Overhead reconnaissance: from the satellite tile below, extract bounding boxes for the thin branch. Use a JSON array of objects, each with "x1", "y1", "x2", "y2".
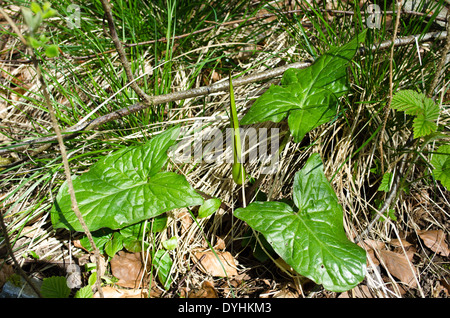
[
  {"x1": 379, "y1": 0, "x2": 403, "y2": 175},
  {"x1": 0, "y1": 7, "x2": 104, "y2": 298},
  {"x1": 357, "y1": 15, "x2": 450, "y2": 244},
  {"x1": 99, "y1": 0, "x2": 152, "y2": 106},
  {"x1": 1, "y1": 8, "x2": 446, "y2": 64},
  {"x1": 427, "y1": 15, "x2": 450, "y2": 98},
  {"x1": 0, "y1": 30, "x2": 447, "y2": 159}
]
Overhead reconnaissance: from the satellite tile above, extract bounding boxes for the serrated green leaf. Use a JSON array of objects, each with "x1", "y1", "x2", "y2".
[
  {"x1": 235, "y1": 153, "x2": 366, "y2": 292},
  {"x1": 74, "y1": 285, "x2": 93, "y2": 298},
  {"x1": 413, "y1": 113, "x2": 438, "y2": 138},
  {"x1": 153, "y1": 250, "x2": 173, "y2": 290},
  {"x1": 241, "y1": 30, "x2": 366, "y2": 143},
  {"x1": 391, "y1": 90, "x2": 425, "y2": 115},
  {"x1": 431, "y1": 144, "x2": 450, "y2": 190},
  {"x1": 378, "y1": 172, "x2": 393, "y2": 192},
  {"x1": 51, "y1": 126, "x2": 204, "y2": 232},
  {"x1": 41, "y1": 276, "x2": 71, "y2": 298},
  {"x1": 391, "y1": 90, "x2": 440, "y2": 138}
]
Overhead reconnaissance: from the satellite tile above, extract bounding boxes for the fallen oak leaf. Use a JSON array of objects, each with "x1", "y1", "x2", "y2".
[
  {"x1": 358, "y1": 239, "x2": 385, "y2": 267},
  {"x1": 94, "y1": 286, "x2": 148, "y2": 298},
  {"x1": 110, "y1": 251, "x2": 149, "y2": 288},
  {"x1": 418, "y1": 230, "x2": 449, "y2": 257},
  {"x1": 194, "y1": 250, "x2": 238, "y2": 277},
  {"x1": 187, "y1": 281, "x2": 218, "y2": 298},
  {"x1": 378, "y1": 249, "x2": 419, "y2": 288}
]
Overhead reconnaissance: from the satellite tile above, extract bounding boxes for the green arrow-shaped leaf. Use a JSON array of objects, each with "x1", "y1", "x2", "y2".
[
  {"x1": 51, "y1": 126, "x2": 204, "y2": 232},
  {"x1": 241, "y1": 30, "x2": 366, "y2": 143},
  {"x1": 235, "y1": 153, "x2": 366, "y2": 292}
]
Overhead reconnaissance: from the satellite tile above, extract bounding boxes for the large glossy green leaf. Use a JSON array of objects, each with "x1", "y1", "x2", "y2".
[
  {"x1": 51, "y1": 126, "x2": 204, "y2": 232},
  {"x1": 234, "y1": 153, "x2": 366, "y2": 292},
  {"x1": 240, "y1": 30, "x2": 366, "y2": 143}
]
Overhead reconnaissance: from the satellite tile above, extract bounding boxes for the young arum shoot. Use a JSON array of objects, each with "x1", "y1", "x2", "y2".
[{"x1": 229, "y1": 72, "x2": 246, "y2": 185}]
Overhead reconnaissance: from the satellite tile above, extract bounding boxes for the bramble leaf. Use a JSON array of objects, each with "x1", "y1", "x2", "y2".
[
  {"x1": 41, "y1": 276, "x2": 71, "y2": 298},
  {"x1": 378, "y1": 172, "x2": 393, "y2": 192},
  {"x1": 241, "y1": 30, "x2": 366, "y2": 143},
  {"x1": 51, "y1": 126, "x2": 204, "y2": 232},
  {"x1": 431, "y1": 144, "x2": 450, "y2": 190},
  {"x1": 391, "y1": 90, "x2": 440, "y2": 138},
  {"x1": 234, "y1": 153, "x2": 366, "y2": 292}
]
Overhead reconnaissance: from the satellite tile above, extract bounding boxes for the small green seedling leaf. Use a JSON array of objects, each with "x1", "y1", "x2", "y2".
[
  {"x1": 51, "y1": 126, "x2": 204, "y2": 232},
  {"x1": 79, "y1": 228, "x2": 113, "y2": 253},
  {"x1": 378, "y1": 172, "x2": 393, "y2": 192},
  {"x1": 162, "y1": 236, "x2": 178, "y2": 250},
  {"x1": 153, "y1": 250, "x2": 173, "y2": 290},
  {"x1": 241, "y1": 30, "x2": 367, "y2": 143},
  {"x1": 41, "y1": 276, "x2": 71, "y2": 298},
  {"x1": 431, "y1": 144, "x2": 450, "y2": 190},
  {"x1": 45, "y1": 44, "x2": 59, "y2": 58},
  {"x1": 119, "y1": 221, "x2": 150, "y2": 253},
  {"x1": 198, "y1": 198, "x2": 222, "y2": 218},
  {"x1": 104, "y1": 233, "x2": 124, "y2": 258},
  {"x1": 235, "y1": 153, "x2": 366, "y2": 292}
]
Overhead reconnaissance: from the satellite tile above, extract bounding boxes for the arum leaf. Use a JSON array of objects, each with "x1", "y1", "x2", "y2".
[
  {"x1": 153, "y1": 250, "x2": 173, "y2": 290},
  {"x1": 198, "y1": 198, "x2": 222, "y2": 218},
  {"x1": 241, "y1": 30, "x2": 366, "y2": 143},
  {"x1": 235, "y1": 153, "x2": 366, "y2": 292},
  {"x1": 51, "y1": 126, "x2": 204, "y2": 232}
]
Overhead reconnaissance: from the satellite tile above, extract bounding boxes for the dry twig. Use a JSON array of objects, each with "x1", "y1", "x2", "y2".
[{"x1": 0, "y1": 6, "x2": 104, "y2": 298}]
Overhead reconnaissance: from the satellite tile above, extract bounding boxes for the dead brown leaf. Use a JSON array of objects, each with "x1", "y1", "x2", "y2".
[
  {"x1": 187, "y1": 281, "x2": 218, "y2": 298},
  {"x1": 94, "y1": 286, "x2": 148, "y2": 298},
  {"x1": 338, "y1": 285, "x2": 373, "y2": 298},
  {"x1": 213, "y1": 237, "x2": 226, "y2": 250},
  {"x1": 110, "y1": 251, "x2": 148, "y2": 288},
  {"x1": 358, "y1": 239, "x2": 385, "y2": 267},
  {"x1": 0, "y1": 261, "x2": 14, "y2": 289},
  {"x1": 194, "y1": 250, "x2": 238, "y2": 277},
  {"x1": 390, "y1": 238, "x2": 413, "y2": 248},
  {"x1": 272, "y1": 283, "x2": 299, "y2": 298},
  {"x1": 418, "y1": 230, "x2": 450, "y2": 257},
  {"x1": 178, "y1": 209, "x2": 193, "y2": 233},
  {"x1": 378, "y1": 249, "x2": 418, "y2": 288}
]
